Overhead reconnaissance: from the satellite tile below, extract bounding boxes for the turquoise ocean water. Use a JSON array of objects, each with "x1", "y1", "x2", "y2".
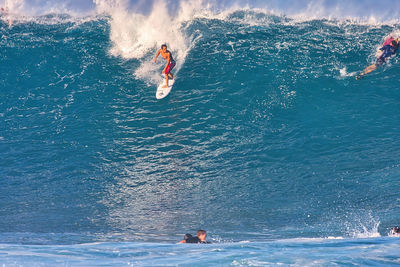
[{"x1": 1, "y1": 0, "x2": 400, "y2": 265}]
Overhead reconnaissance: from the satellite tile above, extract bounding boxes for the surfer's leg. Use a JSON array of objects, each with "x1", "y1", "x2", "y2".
[
  {"x1": 163, "y1": 74, "x2": 169, "y2": 88},
  {"x1": 356, "y1": 64, "x2": 377, "y2": 79},
  {"x1": 167, "y1": 62, "x2": 175, "y2": 80},
  {"x1": 363, "y1": 64, "x2": 377, "y2": 75}
]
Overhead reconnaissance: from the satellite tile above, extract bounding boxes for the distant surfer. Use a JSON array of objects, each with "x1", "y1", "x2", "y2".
[
  {"x1": 356, "y1": 37, "x2": 399, "y2": 80},
  {"x1": 389, "y1": 226, "x2": 400, "y2": 237},
  {"x1": 154, "y1": 44, "x2": 176, "y2": 88},
  {"x1": 179, "y1": 230, "x2": 209, "y2": 244}
]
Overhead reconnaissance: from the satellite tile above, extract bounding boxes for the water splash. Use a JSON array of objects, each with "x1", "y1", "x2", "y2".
[{"x1": 345, "y1": 212, "x2": 381, "y2": 238}]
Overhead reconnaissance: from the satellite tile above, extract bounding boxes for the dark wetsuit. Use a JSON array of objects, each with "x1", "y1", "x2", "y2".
[
  {"x1": 164, "y1": 50, "x2": 176, "y2": 75},
  {"x1": 376, "y1": 44, "x2": 398, "y2": 65},
  {"x1": 185, "y1": 237, "x2": 209, "y2": 244}
]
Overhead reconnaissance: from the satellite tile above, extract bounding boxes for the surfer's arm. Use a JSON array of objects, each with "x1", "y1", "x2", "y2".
[{"x1": 154, "y1": 50, "x2": 160, "y2": 63}]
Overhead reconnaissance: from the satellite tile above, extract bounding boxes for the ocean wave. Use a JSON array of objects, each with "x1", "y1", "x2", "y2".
[{"x1": 2, "y1": 0, "x2": 400, "y2": 246}]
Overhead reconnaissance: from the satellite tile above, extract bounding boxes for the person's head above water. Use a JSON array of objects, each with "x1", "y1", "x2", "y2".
[
  {"x1": 197, "y1": 230, "x2": 207, "y2": 241},
  {"x1": 184, "y1": 233, "x2": 193, "y2": 240},
  {"x1": 161, "y1": 44, "x2": 167, "y2": 52},
  {"x1": 389, "y1": 226, "x2": 400, "y2": 236},
  {"x1": 179, "y1": 230, "x2": 209, "y2": 243}
]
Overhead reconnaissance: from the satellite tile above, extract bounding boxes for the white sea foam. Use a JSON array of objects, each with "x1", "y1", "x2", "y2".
[
  {"x1": 339, "y1": 67, "x2": 357, "y2": 78},
  {"x1": 0, "y1": 0, "x2": 400, "y2": 24}
]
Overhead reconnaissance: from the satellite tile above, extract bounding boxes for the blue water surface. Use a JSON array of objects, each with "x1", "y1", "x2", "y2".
[{"x1": 1, "y1": 8, "x2": 400, "y2": 266}]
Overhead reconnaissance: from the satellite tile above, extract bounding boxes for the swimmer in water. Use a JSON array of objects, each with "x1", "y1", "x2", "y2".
[
  {"x1": 356, "y1": 37, "x2": 399, "y2": 80},
  {"x1": 179, "y1": 230, "x2": 210, "y2": 244},
  {"x1": 389, "y1": 226, "x2": 400, "y2": 237},
  {"x1": 154, "y1": 44, "x2": 176, "y2": 88},
  {"x1": 178, "y1": 233, "x2": 193, "y2": 243}
]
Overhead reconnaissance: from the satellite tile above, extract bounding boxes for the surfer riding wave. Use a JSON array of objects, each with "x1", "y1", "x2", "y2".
[
  {"x1": 154, "y1": 44, "x2": 176, "y2": 88},
  {"x1": 356, "y1": 37, "x2": 399, "y2": 80}
]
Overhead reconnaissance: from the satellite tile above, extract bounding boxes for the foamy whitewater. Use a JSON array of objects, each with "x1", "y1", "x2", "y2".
[{"x1": 1, "y1": 0, "x2": 400, "y2": 265}]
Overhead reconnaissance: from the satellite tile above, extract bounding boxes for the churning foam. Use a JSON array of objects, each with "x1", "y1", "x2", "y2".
[{"x1": 4, "y1": 0, "x2": 400, "y2": 23}]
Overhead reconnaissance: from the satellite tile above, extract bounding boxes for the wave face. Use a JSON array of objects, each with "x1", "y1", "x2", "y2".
[{"x1": 1, "y1": 1, "x2": 400, "y2": 265}]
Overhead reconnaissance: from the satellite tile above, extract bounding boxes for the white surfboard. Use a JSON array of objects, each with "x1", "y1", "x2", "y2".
[{"x1": 156, "y1": 78, "x2": 174, "y2": 99}]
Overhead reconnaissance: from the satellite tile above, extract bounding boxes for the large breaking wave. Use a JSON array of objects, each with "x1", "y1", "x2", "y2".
[{"x1": 1, "y1": 0, "x2": 400, "y2": 245}]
